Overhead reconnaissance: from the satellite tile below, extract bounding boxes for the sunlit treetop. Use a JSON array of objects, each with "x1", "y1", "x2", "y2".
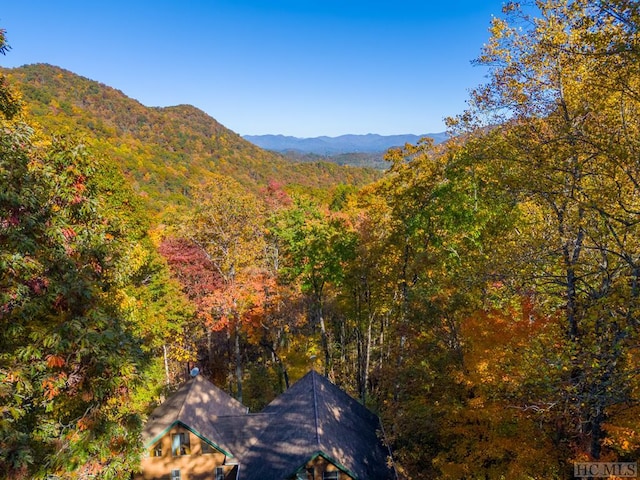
[{"x1": 0, "y1": 28, "x2": 10, "y2": 55}]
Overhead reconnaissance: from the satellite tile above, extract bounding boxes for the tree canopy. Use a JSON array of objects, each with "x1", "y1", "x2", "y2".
[
  {"x1": 2, "y1": 2, "x2": 640, "y2": 477},
  {"x1": 0, "y1": 50, "x2": 189, "y2": 479}
]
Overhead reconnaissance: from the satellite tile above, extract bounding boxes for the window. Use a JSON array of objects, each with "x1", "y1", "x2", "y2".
[
  {"x1": 171, "y1": 470, "x2": 181, "y2": 480},
  {"x1": 215, "y1": 466, "x2": 225, "y2": 480},
  {"x1": 152, "y1": 442, "x2": 162, "y2": 457},
  {"x1": 171, "y1": 432, "x2": 191, "y2": 456},
  {"x1": 296, "y1": 469, "x2": 314, "y2": 480},
  {"x1": 201, "y1": 439, "x2": 215, "y2": 454},
  {"x1": 323, "y1": 471, "x2": 339, "y2": 480}
]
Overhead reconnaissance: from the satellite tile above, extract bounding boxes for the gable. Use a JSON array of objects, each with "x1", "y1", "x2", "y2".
[
  {"x1": 293, "y1": 451, "x2": 357, "y2": 480},
  {"x1": 140, "y1": 371, "x2": 396, "y2": 480},
  {"x1": 142, "y1": 374, "x2": 248, "y2": 457},
  {"x1": 146, "y1": 420, "x2": 234, "y2": 458},
  {"x1": 139, "y1": 423, "x2": 233, "y2": 480},
  {"x1": 238, "y1": 371, "x2": 396, "y2": 480}
]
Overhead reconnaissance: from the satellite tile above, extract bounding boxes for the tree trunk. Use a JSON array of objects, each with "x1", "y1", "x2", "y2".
[
  {"x1": 590, "y1": 410, "x2": 604, "y2": 460},
  {"x1": 163, "y1": 344, "x2": 170, "y2": 385},
  {"x1": 234, "y1": 321, "x2": 243, "y2": 403},
  {"x1": 318, "y1": 310, "x2": 332, "y2": 380},
  {"x1": 357, "y1": 329, "x2": 364, "y2": 402},
  {"x1": 394, "y1": 240, "x2": 411, "y2": 403},
  {"x1": 207, "y1": 329, "x2": 213, "y2": 375},
  {"x1": 312, "y1": 285, "x2": 332, "y2": 380},
  {"x1": 358, "y1": 316, "x2": 374, "y2": 405},
  {"x1": 262, "y1": 340, "x2": 290, "y2": 390},
  {"x1": 363, "y1": 315, "x2": 373, "y2": 403}
]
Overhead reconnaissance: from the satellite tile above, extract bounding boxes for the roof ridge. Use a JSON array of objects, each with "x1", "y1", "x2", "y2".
[
  {"x1": 311, "y1": 370, "x2": 321, "y2": 448},
  {"x1": 214, "y1": 412, "x2": 275, "y2": 419},
  {"x1": 177, "y1": 376, "x2": 195, "y2": 419}
]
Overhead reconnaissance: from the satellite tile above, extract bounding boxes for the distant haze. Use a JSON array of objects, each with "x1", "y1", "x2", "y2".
[{"x1": 243, "y1": 133, "x2": 448, "y2": 155}]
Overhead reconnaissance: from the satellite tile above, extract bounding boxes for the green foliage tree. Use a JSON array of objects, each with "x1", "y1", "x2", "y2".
[
  {"x1": 0, "y1": 129, "x2": 139, "y2": 477},
  {"x1": 334, "y1": 196, "x2": 396, "y2": 404},
  {"x1": 0, "y1": 52, "x2": 187, "y2": 478},
  {"x1": 356, "y1": 136, "x2": 523, "y2": 478},
  {"x1": 0, "y1": 31, "x2": 20, "y2": 121},
  {"x1": 449, "y1": 0, "x2": 640, "y2": 465},
  {"x1": 270, "y1": 198, "x2": 357, "y2": 379}
]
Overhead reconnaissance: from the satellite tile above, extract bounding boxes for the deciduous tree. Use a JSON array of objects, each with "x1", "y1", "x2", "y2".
[
  {"x1": 180, "y1": 175, "x2": 267, "y2": 402},
  {"x1": 452, "y1": 0, "x2": 640, "y2": 463},
  {"x1": 0, "y1": 99, "x2": 143, "y2": 478}
]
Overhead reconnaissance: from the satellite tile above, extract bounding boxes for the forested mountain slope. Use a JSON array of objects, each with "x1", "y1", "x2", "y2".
[
  {"x1": 3, "y1": 1, "x2": 640, "y2": 478},
  {"x1": 1, "y1": 64, "x2": 380, "y2": 214}
]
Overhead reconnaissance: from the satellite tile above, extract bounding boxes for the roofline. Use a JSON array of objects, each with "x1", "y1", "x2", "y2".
[
  {"x1": 378, "y1": 416, "x2": 400, "y2": 480},
  {"x1": 143, "y1": 420, "x2": 235, "y2": 458},
  {"x1": 291, "y1": 450, "x2": 359, "y2": 480},
  {"x1": 311, "y1": 369, "x2": 321, "y2": 448}
]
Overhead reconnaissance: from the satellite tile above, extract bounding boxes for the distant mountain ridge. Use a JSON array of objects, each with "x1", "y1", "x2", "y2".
[{"x1": 243, "y1": 132, "x2": 448, "y2": 155}]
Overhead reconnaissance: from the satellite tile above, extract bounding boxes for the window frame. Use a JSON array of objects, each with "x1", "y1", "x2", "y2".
[
  {"x1": 296, "y1": 468, "x2": 314, "y2": 480},
  {"x1": 215, "y1": 466, "x2": 225, "y2": 480},
  {"x1": 152, "y1": 442, "x2": 162, "y2": 457},
  {"x1": 171, "y1": 432, "x2": 191, "y2": 456},
  {"x1": 201, "y1": 438, "x2": 216, "y2": 454}
]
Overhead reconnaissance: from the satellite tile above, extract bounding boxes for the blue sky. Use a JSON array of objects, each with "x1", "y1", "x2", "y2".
[{"x1": 0, "y1": 1, "x2": 506, "y2": 137}]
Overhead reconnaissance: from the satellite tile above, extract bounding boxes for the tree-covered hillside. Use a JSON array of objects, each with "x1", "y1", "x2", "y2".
[
  {"x1": 1, "y1": 64, "x2": 380, "y2": 216},
  {"x1": 3, "y1": 1, "x2": 640, "y2": 479},
  {"x1": 0, "y1": 34, "x2": 197, "y2": 477}
]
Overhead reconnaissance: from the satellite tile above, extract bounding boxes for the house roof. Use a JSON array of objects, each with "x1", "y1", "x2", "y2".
[
  {"x1": 142, "y1": 374, "x2": 248, "y2": 456},
  {"x1": 142, "y1": 371, "x2": 396, "y2": 480},
  {"x1": 238, "y1": 370, "x2": 396, "y2": 480}
]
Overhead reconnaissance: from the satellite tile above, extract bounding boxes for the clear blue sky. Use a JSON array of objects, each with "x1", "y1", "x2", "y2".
[{"x1": 0, "y1": 1, "x2": 506, "y2": 137}]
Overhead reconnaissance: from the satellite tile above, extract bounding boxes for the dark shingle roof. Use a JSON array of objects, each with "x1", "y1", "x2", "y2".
[
  {"x1": 142, "y1": 374, "x2": 248, "y2": 456},
  {"x1": 238, "y1": 370, "x2": 396, "y2": 480},
  {"x1": 142, "y1": 371, "x2": 396, "y2": 479},
  {"x1": 208, "y1": 413, "x2": 275, "y2": 463}
]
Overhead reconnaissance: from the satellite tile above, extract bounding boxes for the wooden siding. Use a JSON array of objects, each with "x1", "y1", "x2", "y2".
[
  {"x1": 293, "y1": 456, "x2": 353, "y2": 480},
  {"x1": 137, "y1": 425, "x2": 231, "y2": 480}
]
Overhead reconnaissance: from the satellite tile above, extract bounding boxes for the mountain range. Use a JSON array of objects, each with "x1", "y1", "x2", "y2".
[
  {"x1": 243, "y1": 132, "x2": 448, "y2": 155},
  {"x1": 1, "y1": 64, "x2": 382, "y2": 215}
]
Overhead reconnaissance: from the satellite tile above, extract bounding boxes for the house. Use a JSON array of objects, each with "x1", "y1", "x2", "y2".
[
  {"x1": 138, "y1": 370, "x2": 397, "y2": 480},
  {"x1": 138, "y1": 372, "x2": 248, "y2": 480}
]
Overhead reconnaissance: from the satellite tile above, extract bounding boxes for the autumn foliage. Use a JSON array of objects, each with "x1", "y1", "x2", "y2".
[{"x1": 3, "y1": 2, "x2": 640, "y2": 478}]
